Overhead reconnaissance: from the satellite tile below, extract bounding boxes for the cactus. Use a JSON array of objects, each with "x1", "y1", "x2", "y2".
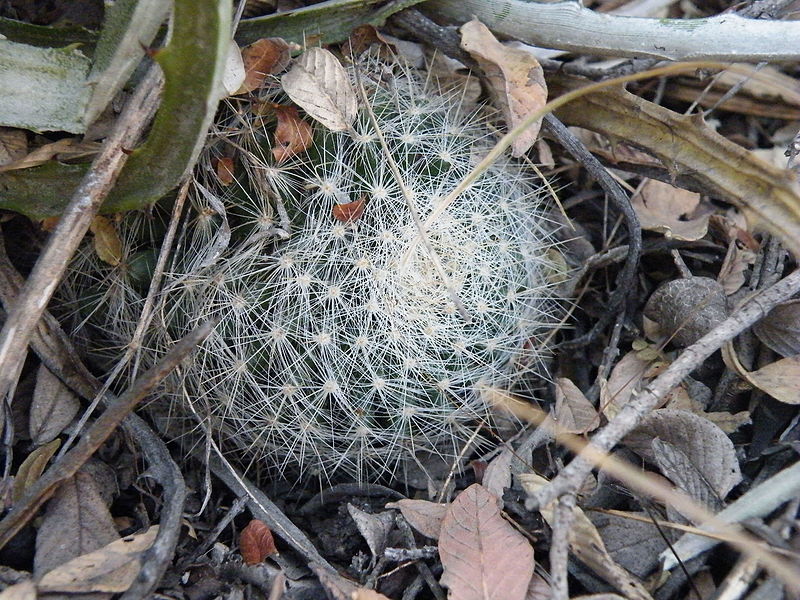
[{"x1": 60, "y1": 51, "x2": 562, "y2": 482}]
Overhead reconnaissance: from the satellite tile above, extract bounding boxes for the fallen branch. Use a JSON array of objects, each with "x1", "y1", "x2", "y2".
[{"x1": 424, "y1": 0, "x2": 800, "y2": 61}]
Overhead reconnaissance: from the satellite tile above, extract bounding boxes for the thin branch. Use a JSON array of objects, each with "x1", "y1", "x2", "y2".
[{"x1": 425, "y1": 0, "x2": 800, "y2": 62}]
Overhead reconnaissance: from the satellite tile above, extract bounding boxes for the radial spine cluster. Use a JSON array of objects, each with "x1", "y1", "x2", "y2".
[{"x1": 61, "y1": 53, "x2": 562, "y2": 482}]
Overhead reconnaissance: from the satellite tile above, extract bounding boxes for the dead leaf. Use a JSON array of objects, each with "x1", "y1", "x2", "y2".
[
  {"x1": 12, "y1": 438, "x2": 60, "y2": 503},
  {"x1": 386, "y1": 499, "x2": 447, "y2": 539},
  {"x1": 482, "y1": 448, "x2": 513, "y2": 500},
  {"x1": 460, "y1": 19, "x2": 547, "y2": 157},
  {"x1": 0, "y1": 138, "x2": 78, "y2": 173},
  {"x1": 281, "y1": 47, "x2": 357, "y2": 132},
  {"x1": 89, "y1": 216, "x2": 123, "y2": 266},
  {"x1": 272, "y1": 105, "x2": 313, "y2": 163},
  {"x1": 665, "y1": 385, "x2": 750, "y2": 433},
  {"x1": 631, "y1": 179, "x2": 709, "y2": 241},
  {"x1": 439, "y1": 483, "x2": 534, "y2": 600},
  {"x1": 239, "y1": 519, "x2": 277, "y2": 565},
  {"x1": 347, "y1": 504, "x2": 395, "y2": 562},
  {"x1": 352, "y1": 590, "x2": 392, "y2": 600},
  {"x1": 37, "y1": 526, "x2": 158, "y2": 593},
  {"x1": 651, "y1": 438, "x2": 723, "y2": 514},
  {"x1": 342, "y1": 24, "x2": 397, "y2": 58},
  {"x1": 601, "y1": 351, "x2": 651, "y2": 419},
  {"x1": 623, "y1": 409, "x2": 742, "y2": 501},
  {"x1": 309, "y1": 562, "x2": 359, "y2": 600},
  {"x1": 0, "y1": 579, "x2": 36, "y2": 600},
  {"x1": 589, "y1": 511, "x2": 669, "y2": 579},
  {"x1": 29, "y1": 364, "x2": 80, "y2": 446},
  {"x1": 753, "y1": 299, "x2": 800, "y2": 357},
  {"x1": 237, "y1": 38, "x2": 293, "y2": 94},
  {"x1": 520, "y1": 474, "x2": 653, "y2": 600},
  {"x1": 741, "y1": 354, "x2": 800, "y2": 405},
  {"x1": 35, "y1": 470, "x2": 119, "y2": 577},
  {"x1": 332, "y1": 196, "x2": 366, "y2": 223},
  {"x1": 213, "y1": 157, "x2": 235, "y2": 186},
  {"x1": 0, "y1": 127, "x2": 27, "y2": 166},
  {"x1": 717, "y1": 240, "x2": 756, "y2": 295},
  {"x1": 554, "y1": 377, "x2": 599, "y2": 433},
  {"x1": 525, "y1": 572, "x2": 551, "y2": 600}
]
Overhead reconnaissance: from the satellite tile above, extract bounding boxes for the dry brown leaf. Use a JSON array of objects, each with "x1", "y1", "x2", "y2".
[
  {"x1": 0, "y1": 127, "x2": 27, "y2": 166},
  {"x1": 520, "y1": 474, "x2": 653, "y2": 600},
  {"x1": 342, "y1": 24, "x2": 397, "y2": 58},
  {"x1": 554, "y1": 377, "x2": 599, "y2": 433},
  {"x1": 717, "y1": 240, "x2": 756, "y2": 295},
  {"x1": 601, "y1": 351, "x2": 651, "y2": 419},
  {"x1": 753, "y1": 299, "x2": 800, "y2": 357},
  {"x1": 664, "y1": 386, "x2": 750, "y2": 434},
  {"x1": 460, "y1": 19, "x2": 547, "y2": 157},
  {"x1": 236, "y1": 38, "x2": 292, "y2": 94},
  {"x1": 0, "y1": 138, "x2": 78, "y2": 173},
  {"x1": 347, "y1": 504, "x2": 395, "y2": 561},
  {"x1": 439, "y1": 483, "x2": 534, "y2": 600},
  {"x1": 386, "y1": 499, "x2": 447, "y2": 539},
  {"x1": 482, "y1": 448, "x2": 512, "y2": 500},
  {"x1": 272, "y1": 105, "x2": 313, "y2": 163},
  {"x1": 239, "y1": 519, "x2": 277, "y2": 565},
  {"x1": 589, "y1": 511, "x2": 669, "y2": 579},
  {"x1": 35, "y1": 470, "x2": 120, "y2": 577},
  {"x1": 12, "y1": 438, "x2": 60, "y2": 503},
  {"x1": 651, "y1": 438, "x2": 722, "y2": 514},
  {"x1": 333, "y1": 196, "x2": 367, "y2": 223},
  {"x1": 29, "y1": 363, "x2": 80, "y2": 446},
  {"x1": 37, "y1": 526, "x2": 158, "y2": 593},
  {"x1": 281, "y1": 47, "x2": 357, "y2": 132},
  {"x1": 525, "y1": 572, "x2": 551, "y2": 600},
  {"x1": 623, "y1": 409, "x2": 742, "y2": 500},
  {"x1": 0, "y1": 579, "x2": 36, "y2": 600},
  {"x1": 743, "y1": 354, "x2": 800, "y2": 405},
  {"x1": 89, "y1": 216, "x2": 123, "y2": 266},
  {"x1": 213, "y1": 156, "x2": 235, "y2": 186},
  {"x1": 631, "y1": 179, "x2": 709, "y2": 241}
]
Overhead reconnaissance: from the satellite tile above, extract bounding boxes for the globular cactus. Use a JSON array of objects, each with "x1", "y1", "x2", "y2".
[{"x1": 60, "y1": 51, "x2": 562, "y2": 482}]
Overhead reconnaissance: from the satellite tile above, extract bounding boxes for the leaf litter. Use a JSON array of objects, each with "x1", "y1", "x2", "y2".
[{"x1": 4, "y1": 2, "x2": 800, "y2": 599}]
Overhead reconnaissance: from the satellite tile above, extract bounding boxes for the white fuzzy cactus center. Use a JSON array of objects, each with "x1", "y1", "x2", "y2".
[{"x1": 62, "y1": 56, "x2": 561, "y2": 482}]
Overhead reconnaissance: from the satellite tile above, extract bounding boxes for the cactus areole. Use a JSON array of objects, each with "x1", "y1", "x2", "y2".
[{"x1": 62, "y1": 51, "x2": 562, "y2": 483}]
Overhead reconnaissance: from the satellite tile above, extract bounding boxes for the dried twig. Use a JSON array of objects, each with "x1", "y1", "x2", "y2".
[
  {"x1": 0, "y1": 320, "x2": 212, "y2": 551},
  {"x1": 527, "y1": 269, "x2": 800, "y2": 512},
  {"x1": 549, "y1": 494, "x2": 576, "y2": 600}
]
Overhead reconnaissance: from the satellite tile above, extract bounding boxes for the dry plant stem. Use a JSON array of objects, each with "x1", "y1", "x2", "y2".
[
  {"x1": 0, "y1": 239, "x2": 187, "y2": 600},
  {"x1": 180, "y1": 495, "x2": 249, "y2": 568},
  {"x1": 0, "y1": 66, "x2": 163, "y2": 404},
  {"x1": 543, "y1": 114, "x2": 641, "y2": 349},
  {"x1": 528, "y1": 268, "x2": 800, "y2": 511},
  {"x1": 207, "y1": 452, "x2": 336, "y2": 571},
  {"x1": 549, "y1": 494, "x2": 575, "y2": 600},
  {"x1": 425, "y1": 0, "x2": 800, "y2": 61},
  {"x1": 396, "y1": 515, "x2": 447, "y2": 600},
  {"x1": 0, "y1": 320, "x2": 212, "y2": 552}
]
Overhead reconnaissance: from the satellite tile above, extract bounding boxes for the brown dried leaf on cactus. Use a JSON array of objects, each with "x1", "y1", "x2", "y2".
[
  {"x1": 272, "y1": 105, "x2": 313, "y2": 163},
  {"x1": 438, "y1": 484, "x2": 534, "y2": 600},
  {"x1": 239, "y1": 519, "x2": 277, "y2": 565},
  {"x1": 631, "y1": 179, "x2": 710, "y2": 241},
  {"x1": 281, "y1": 47, "x2": 357, "y2": 132},
  {"x1": 237, "y1": 38, "x2": 293, "y2": 94},
  {"x1": 460, "y1": 19, "x2": 547, "y2": 157},
  {"x1": 89, "y1": 216, "x2": 123, "y2": 266},
  {"x1": 332, "y1": 195, "x2": 366, "y2": 223},
  {"x1": 213, "y1": 156, "x2": 235, "y2": 186}
]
